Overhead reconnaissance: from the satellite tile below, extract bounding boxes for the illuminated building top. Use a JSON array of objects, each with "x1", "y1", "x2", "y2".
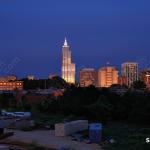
[{"x1": 62, "y1": 38, "x2": 75, "y2": 84}]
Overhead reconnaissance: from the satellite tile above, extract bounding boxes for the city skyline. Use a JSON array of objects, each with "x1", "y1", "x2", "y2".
[
  {"x1": 0, "y1": 37, "x2": 149, "y2": 80},
  {"x1": 0, "y1": 36, "x2": 149, "y2": 81},
  {"x1": 0, "y1": 1, "x2": 150, "y2": 78},
  {"x1": 0, "y1": 1, "x2": 150, "y2": 149}
]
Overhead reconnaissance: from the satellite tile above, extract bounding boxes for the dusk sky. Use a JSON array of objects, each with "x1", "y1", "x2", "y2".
[{"x1": 0, "y1": 0, "x2": 150, "y2": 79}]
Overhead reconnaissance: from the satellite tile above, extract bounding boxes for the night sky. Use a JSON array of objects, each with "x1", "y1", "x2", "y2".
[{"x1": 0, "y1": 0, "x2": 150, "y2": 79}]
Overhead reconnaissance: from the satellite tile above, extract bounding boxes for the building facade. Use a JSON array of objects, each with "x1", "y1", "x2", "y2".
[
  {"x1": 122, "y1": 62, "x2": 138, "y2": 87},
  {"x1": 62, "y1": 38, "x2": 75, "y2": 84},
  {"x1": 0, "y1": 81, "x2": 23, "y2": 91},
  {"x1": 0, "y1": 76, "x2": 23, "y2": 91},
  {"x1": 140, "y1": 69, "x2": 150, "y2": 89},
  {"x1": 118, "y1": 76, "x2": 128, "y2": 86},
  {"x1": 98, "y1": 67, "x2": 118, "y2": 87},
  {"x1": 79, "y1": 68, "x2": 98, "y2": 87},
  {"x1": 0, "y1": 76, "x2": 17, "y2": 81}
]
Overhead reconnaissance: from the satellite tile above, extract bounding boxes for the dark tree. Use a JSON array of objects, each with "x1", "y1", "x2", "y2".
[{"x1": 132, "y1": 80, "x2": 146, "y2": 90}]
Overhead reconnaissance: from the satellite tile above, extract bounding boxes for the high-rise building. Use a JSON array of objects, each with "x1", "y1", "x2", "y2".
[
  {"x1": 121, "y1": 62, "x2": 138, "y2": 87},
  {"x1": 140, "y1": 69, "x2": 150, "y2": 89},
  {"x1": 79, "y1": 68, "x2": 98, "y2": 87},
  {"x1": 62, "y1": 38, "x2": 75, "y2": 84},
  {"x1": 98, "y1": 67, "x2": 118, "y2": 87}
]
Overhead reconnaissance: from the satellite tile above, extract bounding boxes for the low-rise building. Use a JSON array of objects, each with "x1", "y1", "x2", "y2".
[
  {"x1": 49, "y1": 74, "x2": 57, "y2": 79},
  {"x1": 0, "y1": 75, "x2": 17, "y2": 81},
  {"x1": 27, "y1": 75, "x2": 35, "y2": 80},
  {"x1": 140, "y1": 69, "x2": 150, "y2": 89},
  {"x1": 0, "y1": 81, "x2": 23, "y2": 91}
]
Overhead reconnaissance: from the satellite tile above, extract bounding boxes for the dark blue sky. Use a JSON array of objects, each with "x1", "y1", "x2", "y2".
[{"x1": 0, "y1": 0, "x2": 150, "y2": 79}]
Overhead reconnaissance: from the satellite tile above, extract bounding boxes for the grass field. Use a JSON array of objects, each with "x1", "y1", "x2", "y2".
[
  {"x1": 102, "y1": 122, "x2": 150, "y2": 150},
  {"x1": 33, "y1": 114, "x2": 65, "y2": 129}
]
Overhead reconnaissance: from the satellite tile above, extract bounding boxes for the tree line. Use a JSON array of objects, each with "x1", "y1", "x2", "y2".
[{"x1": 0, "y1": 79, "x2": 150, "y2": 125}]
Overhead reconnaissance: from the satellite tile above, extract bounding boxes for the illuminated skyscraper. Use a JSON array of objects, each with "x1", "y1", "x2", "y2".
[
  {"x1": 122, "y1": 62, "x2": 138, "y2": 87},
  {"x1": 98, "y1": 67, "x2": 118, "y2": 87},
  {"x1": 62, "y1": 38, "x2": 75, "y2": 83}
]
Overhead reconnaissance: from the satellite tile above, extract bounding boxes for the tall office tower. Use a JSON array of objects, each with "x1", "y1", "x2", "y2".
[
  {"x1": 98, "y1": 67, "x2": 118, "y2": 87},
  {"x1": 140, "y1": 69, "x2": 150, "y2": 89},
  {"x1": 122, "y1": 62, "x2": 138, "y2": 87},
  {"x1": 79, "y1": 68, "x2": 98, "y2": 87},
  {"x1": 62, "y1": 38, "x2": 75, "y2": 84}
]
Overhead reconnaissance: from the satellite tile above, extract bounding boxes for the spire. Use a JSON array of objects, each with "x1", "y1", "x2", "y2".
[{"x1": 63, "y1": 37, "x2": 68, "y2": 47}]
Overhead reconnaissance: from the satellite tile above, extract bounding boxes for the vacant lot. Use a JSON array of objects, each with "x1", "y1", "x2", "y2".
[
  {"x1": 5, "y1": 129, "x2": 101, "y2": 150},
  {"x1": 102, "y1": 122, "x2": 150, "y2": 150}
]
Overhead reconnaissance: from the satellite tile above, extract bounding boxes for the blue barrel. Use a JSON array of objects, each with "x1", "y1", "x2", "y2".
[{"x1": 89, "y1": 123, "x2": 102, "y2": 143}]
